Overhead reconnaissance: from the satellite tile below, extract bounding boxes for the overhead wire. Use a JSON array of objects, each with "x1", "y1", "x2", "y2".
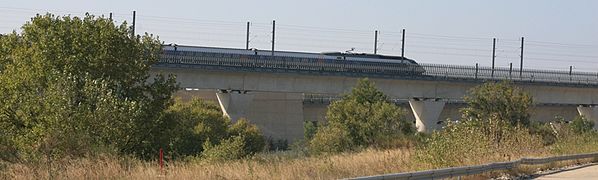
[{"x1": 1, "y1": 8, "x2": 598, "y2": 70}]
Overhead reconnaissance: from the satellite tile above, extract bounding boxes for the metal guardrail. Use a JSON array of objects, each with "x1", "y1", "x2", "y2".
[
  {"x1": 156, "y1": 50, "x2": 598, "y2": 88},
  {"x1": 347, "y1": 152, "x2": 598, "y2": 180}
]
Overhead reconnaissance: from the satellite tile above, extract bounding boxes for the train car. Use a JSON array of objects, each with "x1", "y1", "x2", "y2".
[
  {"x1": 320, "y1": 52, "x2": 426, "y2": 75},
  {"x1": 160, "y1": 44, "x2": 425, "y2": 75}
]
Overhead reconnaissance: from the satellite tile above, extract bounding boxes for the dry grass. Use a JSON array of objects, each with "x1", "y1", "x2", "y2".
[
  {"x1": 2, "y1": 147, "x2": 597, "y2": 180},
  {"x1": 2, "y1": 155, "x2": 153, "y2": 180},
  {"x1": 3, "y1": 133, "x2": 598, "y2": 180},
  {"x1": 177, "y1": 148, "x2": 417, "y2": 179},
  {"x1": 1, "y1": 148, "x2": 417, "y2": 180}
]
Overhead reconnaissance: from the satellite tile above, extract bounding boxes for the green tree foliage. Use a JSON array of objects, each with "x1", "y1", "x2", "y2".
[
  {"x1": 159, "y1": 98, "x2": 265, "y2": 160},
  {"x1": 0, "y1": 13, "x2": 177, "y2": 161},
  {"x1": 201, "y1": 136, "x2": 246, "y2": 161},
  {"x1": 461, "y1": 81, "x2": 533, "y2": 127},
  {"x1": 309, "y1": 125, "x2": 353, "y2": 154},
  {"x1": 201, "y1": 128, "x2": 265, "y2": 161},
  {"x1": 228, "y1": 118, "x2": 266, "y2": 155},
  {"x1": 309, "y1": 78, "x2": 415, "y2": 154},
  {"x1": 158, "y1": 98, "x2": 230, "y2": 157},
  {"x1": 303, "y1": 121, "x2": 318, "y2": 141}
]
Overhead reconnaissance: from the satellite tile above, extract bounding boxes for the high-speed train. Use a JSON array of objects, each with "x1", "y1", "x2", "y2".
[{"x1": 161, "y1": 45, "x2": 426, "y2": 75}]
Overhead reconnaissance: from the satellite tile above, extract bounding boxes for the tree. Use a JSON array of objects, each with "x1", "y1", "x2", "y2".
[
  {"x1": 309, "y1": 78, "x2": 415, "y2": 154},
  {"x1": 0, "y1": 13, "x2": 177, "y2": 161},
  {"x1": 157, "y1": 98, "x2": 265, "y2": 160},
  {"x1": 157, "y1": 98, "x2": 231, "y2": 157},
  {"x1": 461, "y1": 81, "x2": 533, "y2": 127},
  {"x1": 228, "y1": 118, "x2": 266, "y2": 156}
]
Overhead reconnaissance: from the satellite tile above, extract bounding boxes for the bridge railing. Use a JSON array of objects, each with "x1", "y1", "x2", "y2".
[
  {"x1": 423, "y1": 63, "x2": 598, "y2": 84},
  {"x1": 156, "y1": 50, "x2": 598, "y2": 87},
  {"x1": 302, "y1": 94, "x2": 466, "y2": 105}
]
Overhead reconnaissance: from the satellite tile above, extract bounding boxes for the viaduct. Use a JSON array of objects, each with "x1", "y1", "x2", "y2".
[{"x1": 150, "y1": 45, "x2": 598, "y2": 142}]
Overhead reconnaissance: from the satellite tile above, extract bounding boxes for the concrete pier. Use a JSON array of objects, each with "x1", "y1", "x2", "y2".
[
  {"x1": 216, "y1": 90, "x2": 254, "y2": 122},
  {"x1": 577, "y1": 105, "x2": 598, "y2": 129},
  {"x1": 409, "y1": 98, "x2": 446, "y2": 133}
]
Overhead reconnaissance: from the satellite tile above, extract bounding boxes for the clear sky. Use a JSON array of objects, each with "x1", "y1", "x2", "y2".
[{"x1": 1, "y1": 0, "x2": 597, "y2": 71}]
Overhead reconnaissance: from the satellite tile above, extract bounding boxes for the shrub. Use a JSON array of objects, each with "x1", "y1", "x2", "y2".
[
  {"x1": 303, "y1": 121, "x2": 318, "y2": 141},
  {"x1": 157, "y1": 98, "x2": 230, "y2": 158},
  {"x1": 461, "y1": 81, "x2": 533, "y2": 127},
  {"x1": 309, "y1": 78, "x2": 415, "y2": 154},
  {"x1": 528, "y1": 122, "x2": 558, "y2": 146},
  {"x1": 201, "y1": 136, "x2": 246, "y2": 161},
  {"x1": 228, "y1": 119, "x2": 266, "y2": 156},
  {"x1": 309, "y1": 125, "x2": 353, "y2": 155},
  {"x1": 569, "y1": 116, "x2": 595, "y2": 134},
  {"x1": 198, "y1": 118, "x2": 266, "y2": 161},
  {"x1": 551, "y1": 131, "x2": 598, "y2": 155},
  {"x1": 417, "y1": 119, "x2": 543, "y2": 168},
  {"x1": 548, "y1": 116, "x2": 598, "y2": 155},
  {"x1": 418, "y1": 81, "x2": 543, "y2": 168},
  {"x1": 158, "y1": 99, "x2": 266, "y2": 160},
  {"x1": 267, "y1": 138, "x2": 290, "y2": 151}
]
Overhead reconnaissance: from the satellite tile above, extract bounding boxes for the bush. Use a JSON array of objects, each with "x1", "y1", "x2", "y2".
[
  {"x1": 551, "y1": 131, "x2": 598, "y2": 155},
  {"x1": 158, "y1": 98, "x2": 265, "y2": 160},
  {"x1": 528, "y1": 122, "x2": 558, "y2": 146},
  {"x1": 309, "y1": 125, "x2": 353, "y2": 155},
  {"x1": 309, "y1": 78, "x2": 415, "y2": 154},
  {"x1": 303, "y1": 121, "x2": 318, "y2": 141},
  {"x1": 267, "y1": 138, "x2": 290, "y2": 151},
  {"x1": 228, "y1": 119, "x2": 266, "y2": 156},
  {"x1": 547, "y1": 116, "x2": 598, "y2": 155},
  {"x1": 417, "y1": 119, "x2": 543, "y2": 168},
  {"x1": 201, "y1": 136, "x2": 246, "y2": 161},
  {"x1": 461, "y1": 81, "x2": 533, "y2": 127},
  {"x1": 157, "y1": 98, "x2": 231, "y2": 158},
  {"x1": 569, "y1": 116, "x2": 595, "y2": 134},
  {"x1": 418, "y1": 81, "x2": 544, "y2": 168},
  {"x1": 201, "y1": 119, "x2": 266, "y2": 161}
]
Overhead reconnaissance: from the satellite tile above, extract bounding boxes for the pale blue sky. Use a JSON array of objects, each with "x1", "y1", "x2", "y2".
[{"x1": 1, "y1": 0, "x2": 597, "y2": 71}]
